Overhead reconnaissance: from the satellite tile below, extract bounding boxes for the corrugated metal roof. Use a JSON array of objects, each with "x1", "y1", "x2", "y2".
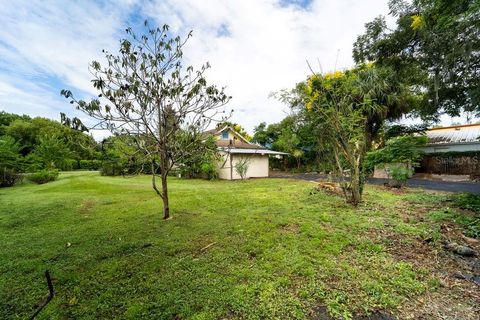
[
  {"x1": 219, "y1": 148, "x2": 288, "y2": 155},
  {"x1": 426, "y1": 124, "x2": 480, "y2": 145}
]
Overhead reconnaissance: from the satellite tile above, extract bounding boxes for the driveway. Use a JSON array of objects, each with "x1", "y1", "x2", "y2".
[{"x1": 270, "y1": 172, "x2": 480, "y2": 194}]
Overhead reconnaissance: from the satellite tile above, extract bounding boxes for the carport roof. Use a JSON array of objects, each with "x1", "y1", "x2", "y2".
[
  {"x1": 426, "y1": 124, "x2": 480, "y2": 145},
  {"x1": 219, "y1": 148, "x2": 288, "y2": 155}
]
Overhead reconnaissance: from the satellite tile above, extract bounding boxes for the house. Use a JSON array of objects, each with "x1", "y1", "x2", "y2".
[
  {"x1": 418, "y1": 123, "x2": 480, "y2": 177},
  {"x1": 205, "y1": 126, "x2": 287, "y2": 180}
]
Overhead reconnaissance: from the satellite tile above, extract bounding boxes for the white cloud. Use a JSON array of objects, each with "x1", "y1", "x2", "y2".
[
  {"x1": 9, "y1": 0, "x2": 464, "y2": 138},
  {"x1": 141, "y1": 0, "x2": 392, "y2": 131}
]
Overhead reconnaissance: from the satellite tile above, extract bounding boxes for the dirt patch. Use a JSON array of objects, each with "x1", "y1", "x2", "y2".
[
  {"x1": 278, "y1": 223, "x2": 300, "y2": 234},
  {"x1": 364, "y1": 214, "x2": 480, "y2": 319},
  {"x1": 78, "y1": 200, "x2": 96, "y2": 215}
]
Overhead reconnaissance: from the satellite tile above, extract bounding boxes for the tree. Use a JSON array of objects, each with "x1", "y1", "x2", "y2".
[
  {"x1": 61, "y1": 22, "x2": 231, "y2": 219},
  {"x1": 176, "y1": 135, "x2": 219, "y2": 179},
  {"x1": 282, "y1": 65, "x2": 412, "y2": 205},
  {"x1": 0, "y1": 135, "x2": 23, "y2": 187},
  {"x1": 0, "y1": 111, "x2": 30, "y2": 136},
  {"x1": 354, "y1": 0, "x2": 480, "y2": 119},
  {"x1": 30, "y1": 135, "x2": 73, "y2": 170},
  {"x1": 234, "y1": 157, "x2": 250, "y2": 180}
]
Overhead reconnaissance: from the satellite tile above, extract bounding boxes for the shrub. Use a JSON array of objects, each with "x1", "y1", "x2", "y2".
[
  {"x1": 59, "y1": 158, "x2": 77, "y2": 171},
  {"x1": 100, "y1": 160, "x2": 125, "y2": 176},
  {"x1": 0, "y1": 168, "x2": 23, "y2": 187},
  {"x1": 200, "y1": 161, "x2": 218, "y2": 180},
  {"x1": 28, "y1": 169, "x2": 59, "y2": 184},
  {"x1": 234, "y1": 157, "x2": 250, "y2": 180},
  {"x1": 388, "y1": 165, "x2": 413, "y2": 188},
  {"x1": 79, "y1": 159, "x2": 102, "y2": 170},
  {"x1": 365, "y1": 135, "x2": 427, "y2": 171}
]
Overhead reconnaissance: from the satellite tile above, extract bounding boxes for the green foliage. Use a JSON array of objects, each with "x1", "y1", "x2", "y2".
[
  {"x1": 388, "y1": 165, "x2": 412, "y2": 187},
  {"x1": 61, "y1": 22, "x2": 231, "y2": 219},
  {"x1": 0, "y1": 111, "x2": 30, "y2": 136},
  {"x1": 382, "y1": 123, "x2": 429, "y2": 141},
  {"x1": 293, "y1": 65, "x2": 406, "y2": 204},
  {"x1": 79, "y1": 159, "x2": 102, "y2": 170},
  {"x1": 0, "y1": 135, "x2": 22, "y2": 169},
  {"x1": 27, "y1": 169, "x2": 59, "y2": 184},
  {"x1": 29, "y1": 135, "x2": 73, "y2": 170},
  {"x1": 234, "y1": 157, "x2": 250, "y2": 179},
  {"x1": 0, "y1": 168, "x2": 23, "y2": 187},
  {"x1": 177, "y1": 136, "x2": 220, "y2": 180},
  {"x1": 450, "y1": 193, "x2": 480, "y2": 213},
  {"x1": 366, "y1": 135, "x2": 428, "y2": 170},
  {"x1": 100, "y1": 160, "x2": 126, "y2": 176},
  {"x1": 253, "y1": 116, "x2": 325, "y2": 172},
  {"x1": 0, "y1": 135, "x2": 23, "y2": 187},
  {"x1": 354, "y1": 0, "x2": 480, "y2": 118},
  {"x1": 0, "y1": 112, "x2": 100, "y2": 174}
]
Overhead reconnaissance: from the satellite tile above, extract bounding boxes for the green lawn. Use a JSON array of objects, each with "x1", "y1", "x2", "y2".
[{"x1": 0, "y1": 172, "x2": 476, "y2": 319}]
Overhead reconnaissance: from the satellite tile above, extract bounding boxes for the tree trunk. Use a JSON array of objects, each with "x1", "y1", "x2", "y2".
[
  {"x1": 161, "y1": 171, "x2": 170, "y2": 219},
  {"x1": 349, "y1": 167, "x2": 362, "y2": 206}
]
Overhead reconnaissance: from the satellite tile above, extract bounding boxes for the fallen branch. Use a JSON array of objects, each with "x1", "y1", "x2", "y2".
[{"x1": 200, "y1": 242, "x2": 217, "y2": 252}]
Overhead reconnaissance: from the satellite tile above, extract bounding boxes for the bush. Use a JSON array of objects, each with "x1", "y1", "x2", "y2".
[
  {"x1": 79, "y1": 159, "x2": 102, "y2": 170},
  {"x1": 200, "y1": 161, "x2": 218, "y2": 180},
  {"x1": 28, "y1": 169, "x2": 59, "y2": 184},
  {"x1": 388, "y1": 165, "x2": 412, "y2": 188},
  {"x1": 59, "y1": 158, "x2": 77, "y2": 171},
  {"x1": 0, "y1": 168, "x2": 23, "y2": 187},
  {"x1": 234, "y1": 157, "x2": 250, "y2": 180},
  {"x1": 100, "y1": 161, "x2": 125, "y2": 176}
]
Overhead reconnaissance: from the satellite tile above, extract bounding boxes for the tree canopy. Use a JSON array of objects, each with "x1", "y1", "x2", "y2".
[
  {"x1": 62, "y1": 21, "x2": 231, "y2": 219},
  {"x1": 353, "y1": 0, "x2": 480, "y2": 119}
]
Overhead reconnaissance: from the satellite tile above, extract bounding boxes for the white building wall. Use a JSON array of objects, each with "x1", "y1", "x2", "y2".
[{"x1": 217, "y1": 153, "x2": 269, "y2": 180}]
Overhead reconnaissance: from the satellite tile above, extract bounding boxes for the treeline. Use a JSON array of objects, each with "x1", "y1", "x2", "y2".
[
  {"x1": 0, "y1": 111, "x2": 101, "y2": 186},
  {"x1": 0, "y1": 111, "x2": 220, "y2": 187},
  {"x1": 252, "y1": 115, "x2": 429, "y2": 173}
]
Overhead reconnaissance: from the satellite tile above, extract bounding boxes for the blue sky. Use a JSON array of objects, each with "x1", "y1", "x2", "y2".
[{"x1": 0, "y1": 0, "x2": 471, "y2": 139}]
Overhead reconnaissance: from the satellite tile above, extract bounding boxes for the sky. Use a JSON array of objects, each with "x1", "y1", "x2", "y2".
[{"x1": 0, "y1": 0, "x2": 472, "y2": 139}]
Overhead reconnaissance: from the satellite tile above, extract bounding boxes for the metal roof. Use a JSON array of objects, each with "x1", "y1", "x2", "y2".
[
  {"x1": 426, "y1": 124, "x2": 480, "y2": 145},
  {"x1": 219, "y1": 148, "x2": 288, "y2": 155}
]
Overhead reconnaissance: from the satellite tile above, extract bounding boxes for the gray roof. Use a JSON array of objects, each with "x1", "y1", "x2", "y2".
[
  {"x1": 426, "y1": 124, "x2": 480, "y2": 145},
  {"x1": 219, "y1": 147, "x2": 288, "y2": 155}
]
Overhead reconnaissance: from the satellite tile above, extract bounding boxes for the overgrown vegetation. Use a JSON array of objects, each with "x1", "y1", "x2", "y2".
[{"x1": 0, "y1": 112, "x2": 99, "y2": 187}]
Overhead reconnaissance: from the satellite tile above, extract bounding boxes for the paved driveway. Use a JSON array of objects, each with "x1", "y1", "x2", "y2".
[{"x1": 271, "y1": 172, "x2": 480, "y2": 194}]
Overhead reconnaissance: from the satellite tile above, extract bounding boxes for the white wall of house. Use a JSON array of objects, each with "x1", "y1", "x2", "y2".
[{"x1": 217, "y1": 153, "x2": 269, "y2": 180}]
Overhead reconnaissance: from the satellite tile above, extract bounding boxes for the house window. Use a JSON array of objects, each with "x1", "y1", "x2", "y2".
[{"x1": 221, "y1": 130, "x2": 229, "y2": 140}]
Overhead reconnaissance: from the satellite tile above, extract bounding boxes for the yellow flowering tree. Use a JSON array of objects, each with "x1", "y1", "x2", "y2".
[{"x1": 299, "y1": 65, "x2": 410, "y2": 205}]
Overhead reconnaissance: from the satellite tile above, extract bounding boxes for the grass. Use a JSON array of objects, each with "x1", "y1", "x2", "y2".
[{"x1": 0, "y1": 172, "x2": 473, "y2": 319}]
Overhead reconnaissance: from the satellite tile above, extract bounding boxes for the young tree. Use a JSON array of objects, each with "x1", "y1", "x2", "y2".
[
  {"x1": 61, "y1": 22, "x2": 231, "y2": 219},
  {"x1": 234, "y1": 157, "x2": 250, "y2": 180}
]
